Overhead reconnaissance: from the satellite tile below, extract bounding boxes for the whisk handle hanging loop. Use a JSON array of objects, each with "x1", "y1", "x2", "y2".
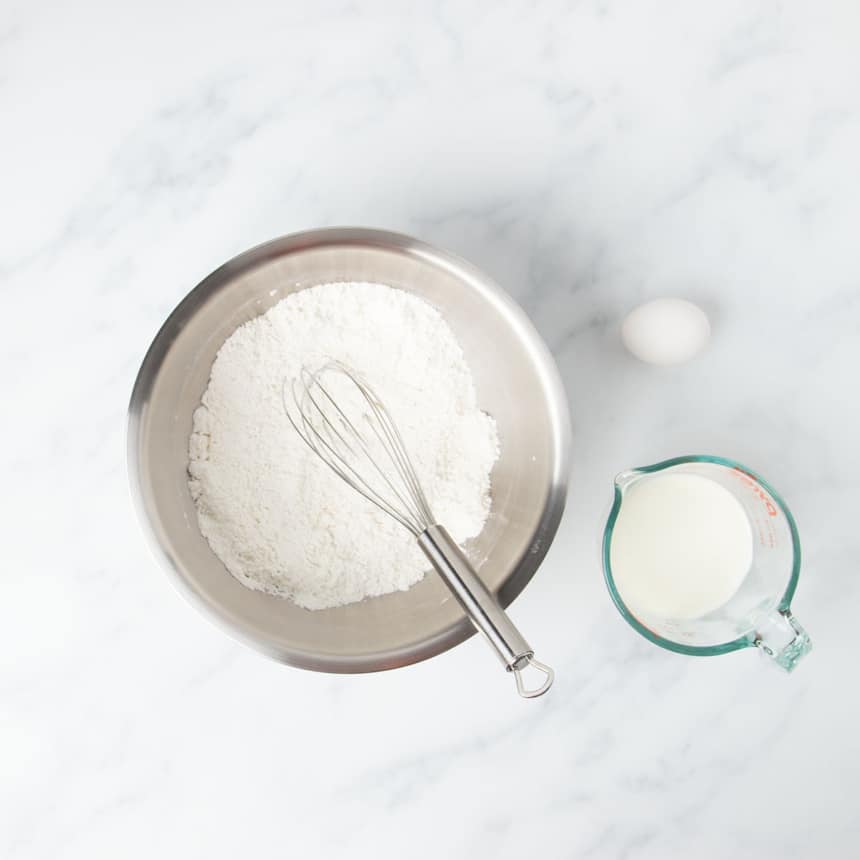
[{"x1": 418, "y1": 525, "x2": 554, "y2": 698}]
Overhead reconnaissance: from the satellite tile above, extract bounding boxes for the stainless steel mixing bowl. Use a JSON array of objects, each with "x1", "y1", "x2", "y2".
[{"x1": 128, "y1": 228, "x2": 571, "y2": 673}]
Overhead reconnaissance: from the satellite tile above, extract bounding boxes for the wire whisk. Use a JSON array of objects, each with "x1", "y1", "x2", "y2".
[{"x1": 283, "y1": 360, "x2": 554, "y2": 698}]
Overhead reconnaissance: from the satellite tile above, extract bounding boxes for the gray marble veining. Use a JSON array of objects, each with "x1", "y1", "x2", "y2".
[{"x1": 2, "y1": 1, "x2": 859, "y2": 857}]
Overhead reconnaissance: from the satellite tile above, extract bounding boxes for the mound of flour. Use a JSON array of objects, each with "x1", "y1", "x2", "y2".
[{"x1": 188, "y1": 282, "x2": 499, "y2": 610}]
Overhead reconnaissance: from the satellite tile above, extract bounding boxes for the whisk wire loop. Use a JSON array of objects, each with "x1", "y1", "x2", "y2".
[{"x1": 282, "y1": 361, "x2": 433, "y2": 536}]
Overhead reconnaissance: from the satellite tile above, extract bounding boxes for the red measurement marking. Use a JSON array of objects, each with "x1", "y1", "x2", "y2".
[{"x1": 732, "y1": 467, "x2": 778, "y2": 517}]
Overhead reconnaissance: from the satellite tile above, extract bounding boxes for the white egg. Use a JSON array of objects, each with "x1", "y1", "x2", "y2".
[{"x1": 621, "y1": 298, "x2": 710, "y2": 366}]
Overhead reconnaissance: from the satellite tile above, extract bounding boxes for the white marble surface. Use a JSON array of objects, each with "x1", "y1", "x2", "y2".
[{"x1": 3, "y1": 1, "x2": 859, "y2": 857}]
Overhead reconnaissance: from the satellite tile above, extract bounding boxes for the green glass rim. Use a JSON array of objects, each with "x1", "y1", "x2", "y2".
[{"x1": 602, "y1": 454, "x2": 802, "y2": 657}]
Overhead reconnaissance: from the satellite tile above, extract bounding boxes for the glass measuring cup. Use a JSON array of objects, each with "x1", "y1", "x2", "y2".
[{"x1": 603, "y1": 455, "x2": 811, "y2": 671}]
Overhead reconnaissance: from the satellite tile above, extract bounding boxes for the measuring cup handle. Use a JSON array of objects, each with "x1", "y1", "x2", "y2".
[{"x1": 754, "y1": 609, "x2": 812, "y2": 672}]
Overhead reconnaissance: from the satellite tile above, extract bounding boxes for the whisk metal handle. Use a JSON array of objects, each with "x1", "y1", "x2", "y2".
[{"x1": 418, "y1": 525, "x2": 554, "y2": 698}]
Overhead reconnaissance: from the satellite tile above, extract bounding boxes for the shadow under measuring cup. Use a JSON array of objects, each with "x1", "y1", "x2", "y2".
[{"x1": 602, "y1": 455, "x2": 811, "y2": 671}]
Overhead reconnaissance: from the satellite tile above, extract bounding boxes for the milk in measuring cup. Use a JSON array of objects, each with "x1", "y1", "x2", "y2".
[{"x1": 609, "y1": 473, "x2": 753, "y2": 619}]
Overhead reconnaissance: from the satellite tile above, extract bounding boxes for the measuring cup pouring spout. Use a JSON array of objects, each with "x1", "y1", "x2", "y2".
[{"x1": 613, "y1": 470, "x2": 644, "y2": 492}]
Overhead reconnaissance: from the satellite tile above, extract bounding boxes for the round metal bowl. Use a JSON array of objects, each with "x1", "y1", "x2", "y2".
[{"x1": 128, "y1": 228, "x2": 571, "y2": 673}]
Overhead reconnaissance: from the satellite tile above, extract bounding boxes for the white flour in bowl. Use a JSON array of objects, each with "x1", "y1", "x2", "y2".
[{"x1": 188, "y1": 282, "x2": 499, "y2": 610}]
